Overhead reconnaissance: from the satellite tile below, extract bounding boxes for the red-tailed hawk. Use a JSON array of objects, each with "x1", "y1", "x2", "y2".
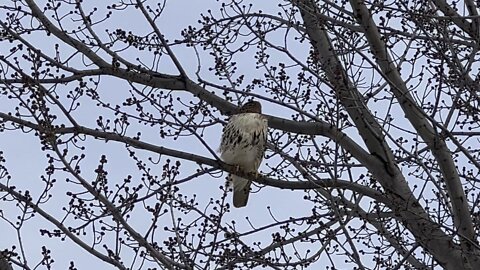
[{"x1": 219, "y1": 101, "x2": 268, "y2": 208}]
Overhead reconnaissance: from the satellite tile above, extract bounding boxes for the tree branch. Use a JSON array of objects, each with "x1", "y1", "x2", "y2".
[{"x1": 348, "y1": 0, "x2": 477, "y2": 266}]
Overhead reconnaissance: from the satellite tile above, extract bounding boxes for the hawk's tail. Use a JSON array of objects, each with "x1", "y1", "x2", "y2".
[{"x1": 229, "y1": 174, "x2": 251, "y2": 208}]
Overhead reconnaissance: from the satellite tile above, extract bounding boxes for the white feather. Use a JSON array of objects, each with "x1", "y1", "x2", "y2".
[{"x1": 219, "y1": 113, "x2": 268, "y2": 207}]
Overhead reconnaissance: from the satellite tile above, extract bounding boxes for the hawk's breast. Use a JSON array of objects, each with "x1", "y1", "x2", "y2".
[{"x1": 219, "y1": 113, "x2": 267, "y2": 171}]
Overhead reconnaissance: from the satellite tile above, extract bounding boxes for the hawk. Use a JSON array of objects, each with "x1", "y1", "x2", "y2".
[{"x1": 219, "y1": 101, "x2": 268, "y2": 208}]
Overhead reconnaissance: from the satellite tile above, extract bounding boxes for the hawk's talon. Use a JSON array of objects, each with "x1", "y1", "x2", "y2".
[
  {"x1": 233, "y1": 164, "x2": 241, "y2": 174},
  {"x1": 251, "y1": 171, "x2": 261, "y2": 179}
]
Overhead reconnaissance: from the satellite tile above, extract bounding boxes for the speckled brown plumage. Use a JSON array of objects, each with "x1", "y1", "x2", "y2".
[{"x1": 219, "y1": 101, "x2": 268, "y2": 208}]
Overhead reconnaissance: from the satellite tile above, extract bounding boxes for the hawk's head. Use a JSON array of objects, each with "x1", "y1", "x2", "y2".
[{"x1": 238, "y1": 101, "x2": 262, "y2": 114}]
